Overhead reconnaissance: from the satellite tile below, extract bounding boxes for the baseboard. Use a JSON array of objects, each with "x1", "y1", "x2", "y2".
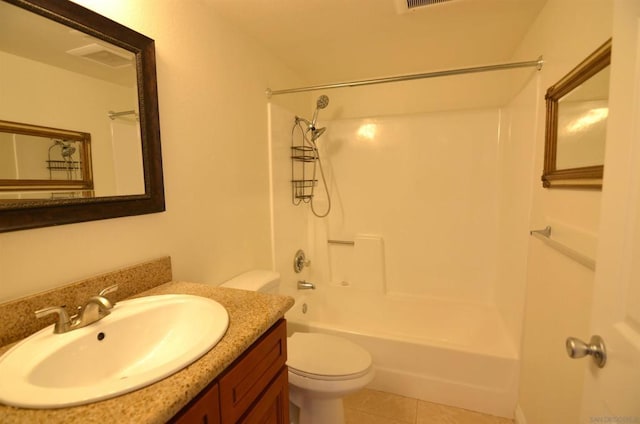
[{"x1": 515, "y1": 403, "x2": 527, "y2": 424}]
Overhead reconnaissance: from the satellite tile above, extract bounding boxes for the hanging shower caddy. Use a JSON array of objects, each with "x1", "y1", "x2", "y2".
[
  {"x1": 291, "y1": 127, "x2": 317, "y2": 204},
  {"x1": 46, "y1": 160, "x2": 82, "y2": 172},
  {"x1": 289, "y1": 95, "x2": 331, "y2": 217}
]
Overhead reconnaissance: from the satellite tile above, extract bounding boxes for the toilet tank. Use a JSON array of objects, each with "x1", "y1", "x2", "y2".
[{"x1": 220, "y1": 270, "x2": 280, "y2": 294}]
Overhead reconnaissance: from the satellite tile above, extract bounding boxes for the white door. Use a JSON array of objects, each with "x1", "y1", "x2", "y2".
[{"x1": 580, "y1": 0, "x2": 640, "y2": 421}]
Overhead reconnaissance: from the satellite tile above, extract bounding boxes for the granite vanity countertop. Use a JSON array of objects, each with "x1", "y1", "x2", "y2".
[{"x1": 0, "y1": 281, "x2": 295, "y2": 424}]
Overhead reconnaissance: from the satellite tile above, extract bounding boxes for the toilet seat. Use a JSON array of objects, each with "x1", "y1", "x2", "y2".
[
  {"x1": 289, "y1": 365, "x2": 372, "y2": 381},
  {"x1": 287, "y1": 333, "x2": 373, "y2": 381}
]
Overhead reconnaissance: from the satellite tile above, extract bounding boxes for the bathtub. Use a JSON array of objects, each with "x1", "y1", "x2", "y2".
[{"x1": 285, "y1": 289, "x2": 519, "y2": 418}]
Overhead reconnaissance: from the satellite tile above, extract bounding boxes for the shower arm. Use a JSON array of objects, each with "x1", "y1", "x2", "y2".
[{"x1": 295, "y1": 116, "x2": 315, "y2": 131}]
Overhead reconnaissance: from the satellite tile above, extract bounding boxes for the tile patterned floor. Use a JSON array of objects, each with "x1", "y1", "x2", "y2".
[{"x1": 344, "y1": 389, "x2": 514, "y2": 424}]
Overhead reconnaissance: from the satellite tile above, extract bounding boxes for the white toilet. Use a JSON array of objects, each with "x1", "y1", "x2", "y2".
[
  {"x1": 220, "y1": 270, "x2": 375, "y2": 424},
  {"x1": 286, "y1": 332, "x2": 374, "y2": 424}
]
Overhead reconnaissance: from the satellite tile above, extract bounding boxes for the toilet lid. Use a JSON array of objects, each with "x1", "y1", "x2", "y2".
[{"x1": 287, "y1": 333, "x2": 372, "y2": 378}]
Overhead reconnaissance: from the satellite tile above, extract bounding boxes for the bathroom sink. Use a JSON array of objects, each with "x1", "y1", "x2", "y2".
[{"x1": 0, "y1": 294, "x2": 229, "y2": 409}]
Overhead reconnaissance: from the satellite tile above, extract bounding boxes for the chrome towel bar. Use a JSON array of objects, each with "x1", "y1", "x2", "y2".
[
  {"x1": 529, "y1": 225, "x2": 595, "y2": 270},
  {"x1": 529, "y1": 226, "x2": 552, "y2": 237}
]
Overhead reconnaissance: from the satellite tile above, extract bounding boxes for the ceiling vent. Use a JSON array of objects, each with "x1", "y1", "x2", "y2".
[
  {"x1": 66, "y1": 43, "x2": 133, "y2": 68},
  {"x1": 396, "y1": 0, "x2": 458, "y2": 13}
]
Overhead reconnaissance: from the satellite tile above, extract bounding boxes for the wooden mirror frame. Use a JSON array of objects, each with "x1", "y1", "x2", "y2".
[
  {"x1": 0, "y1": 0, "x2": 164, "y2": 232},
  {"x1": 542, "y1": 39, "x2": 611, "y2": 189}
]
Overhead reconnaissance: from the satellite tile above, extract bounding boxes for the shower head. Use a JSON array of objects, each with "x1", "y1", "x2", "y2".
[
  {"x1": 61, "y1": 145, "x2": 76, "y2": 158},
  {"x1": 295, "y1": 116, "x2": 326, "y2": 142},
  {"x1": 316, "y1": 95, "x2": 329, "y2": 110},
  {"x1": 311, "y1": 127, "x2": 326, "y2": 142},
  {"x1": 52, "y1": 139, "x2": 76, "y2": 158},
  {"x1": 311, "y1": 95, "x2": 330, "y2": 127}
]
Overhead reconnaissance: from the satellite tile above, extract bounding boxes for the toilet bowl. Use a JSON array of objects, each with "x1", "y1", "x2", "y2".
[
  {"x1": 218, "y1": 270, "x2": 374, "y2": 424},
  {"x1": 287, "y1": 332, "x2": 375, "y2": 424}
]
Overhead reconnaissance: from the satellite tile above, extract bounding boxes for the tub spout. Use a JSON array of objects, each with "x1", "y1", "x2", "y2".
[{"x1": 297, "y1": 280, "x2": 316, "y2": 290}]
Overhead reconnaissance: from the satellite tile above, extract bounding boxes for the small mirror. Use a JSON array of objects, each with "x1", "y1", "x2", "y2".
[
  {"x1": 542, "y1": 39, "x2": 611, "y2": 188},
  {"x1": 0, "y1": 120, "x2": 94, "y2": 195}
]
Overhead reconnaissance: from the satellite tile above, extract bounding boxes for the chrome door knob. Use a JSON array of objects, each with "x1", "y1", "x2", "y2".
[{"x1": 566, "y1": 335, "x2": 607, "y2": 368}]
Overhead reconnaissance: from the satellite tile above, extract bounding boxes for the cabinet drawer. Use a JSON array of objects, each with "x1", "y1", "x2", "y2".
[{"x1": 219, "y1": 319, "x2": 287, "y2": 424}]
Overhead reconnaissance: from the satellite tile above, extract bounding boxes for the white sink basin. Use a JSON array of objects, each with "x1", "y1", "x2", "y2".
[{"x1": 0, "y1": 294, "x2": 229, "y2": 409}]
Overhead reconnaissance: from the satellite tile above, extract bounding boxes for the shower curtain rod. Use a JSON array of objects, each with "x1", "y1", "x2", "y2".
[{"x1": 266, "y1": 56, "x2": 543, "y2": 97}]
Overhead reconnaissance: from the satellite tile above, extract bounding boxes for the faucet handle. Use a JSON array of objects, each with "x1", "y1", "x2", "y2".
[
  {"x1": 99, "y1": 284, "x2": 119, "y2": 304},
  {"x1": 35, "y1": 306, "x2": 70, "y2": 334},
  {"x1": 99, "y1": 284, "x2": 118, "y2": 297}
]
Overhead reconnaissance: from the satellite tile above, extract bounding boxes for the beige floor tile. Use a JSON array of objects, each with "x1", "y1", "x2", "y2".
[
  {"x1": 345, "y1": 408, "x2": 410, "y2": 424},
  {"x1": 344, "y1": 389, "x2": 417, "y2": 423},
  {"x1": 416, "y1": 400, "x2": 514, "y2": 424}
]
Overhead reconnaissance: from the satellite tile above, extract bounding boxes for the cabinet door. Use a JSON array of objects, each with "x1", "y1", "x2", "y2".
[
  {"x1": 171, "y1": 383, "x2": 221, "y2": 424},
  {"x1": 239, "y1": 367, "x2": 289, "y2": 424},
  {"x1": 219, "y1": 320, "x2": 287, "y2": 424}
]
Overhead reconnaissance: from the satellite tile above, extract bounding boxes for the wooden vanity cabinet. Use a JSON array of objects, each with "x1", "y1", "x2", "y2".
[
  {"x1": 171, "y1": 319, "x2": 288, "y2": 424},
  {"x1": 237, "y1": 367, "x2": 288, "y2": 424},
  {"x1": 171, "y1": 383, "x2": 221, "y2": 424}
]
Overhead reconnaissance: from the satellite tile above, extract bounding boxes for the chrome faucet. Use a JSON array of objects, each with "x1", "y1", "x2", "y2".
[
  {"x1": 35, "y1": 284, "x2": 118, "y2": 334},
  {"x1": 35, "y1": 306, "x2": 71, "y2": 334},
  {"x1": 75, "y1": 294, "x2": 114, "y2": 328},
  {"x1": 297, "y1": 280, "x2": 316, "y2": 290}
]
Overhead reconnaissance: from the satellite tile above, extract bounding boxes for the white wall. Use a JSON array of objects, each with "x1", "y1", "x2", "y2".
[
  {"x1": 494, "y1": 74, "x2": 540, "y2": 347},
  {"x1": 507, "y1": 1, "x2": 613, "y2": 423},
  {"x1": 313, "y1": 109, "x2": 502, "y2": 302},
  {"x1": 0, "y1": 0, "x2": 306, "y2": 302}
]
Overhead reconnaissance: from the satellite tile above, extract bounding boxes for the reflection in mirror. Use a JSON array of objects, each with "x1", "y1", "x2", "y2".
[
  {"x1": 0, "y1": 120, "x2": 93, "y2": 197},
  {"x1": 542, "y1": 39, "x2": 611, "y2": 188},
  {"x1": 556, "y1": 67, "x2": 609, "y2": 169},
  {"x1": 0, "y1": 1, "x2": 143, "y2": 199},
  {"x1": 0, "y1": 0, "x2": 164, "y2": 232}
]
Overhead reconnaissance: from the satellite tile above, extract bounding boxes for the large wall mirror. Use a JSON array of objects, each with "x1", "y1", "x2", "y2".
[
  {"x1": 542, "y1": 39, "x2": 611, "y2": 188},
  {"x1": 0, "y1": 0, "x2": 164, "y2": 232}
]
